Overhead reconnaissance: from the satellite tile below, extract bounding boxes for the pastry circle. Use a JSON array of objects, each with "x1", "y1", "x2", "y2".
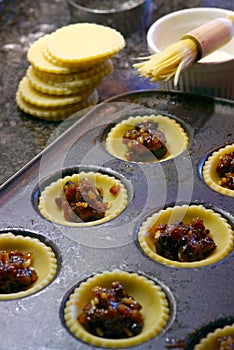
[
  {"x1": 34, "y1": 60, "x2": 112, "y2": 83},
  {"x1": 106, "y1": 114, "x2": 189, "y2": 163},
  {"x1": 203, "y1": 143, "x2": 234, "y2": 198},
  {"x1": 27, "y1": 60, "x2": 113, "y2": 95},
  {"x1": 16, "y1": 89, "x2": 98, "y2": 121},
  {"x1": 63, "y1": 270, "x2": 170, "y2": 348},
  {"x1": 38, "y1": 171, "x2": 128, "y2": 226},
  {"x1": 26, "y1": 66, "x2": 94, "y2": 96},
  {"x1": 27, "y1": 35, "x2": 79, "y2": 74},
  {"x1": 18, "y1": 76, "x2": 91, "y2": 108},
  {"x1": 138, "y1": 204, "x2": 233, "y2": 268},
  {"x1": 0, "y1": 232, "x2": 57, "y2": 300},
  {"x1": 194, "y1": 323, "x2": 234, "y2": 350},
  {"x1": 46, "y1": 23, "x2": 125, "y2": 66}
]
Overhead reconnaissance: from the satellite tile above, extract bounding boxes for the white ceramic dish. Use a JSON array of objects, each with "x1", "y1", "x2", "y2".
[{"x1": 147, "y1": 7, "x2": 234, "y2": 99}]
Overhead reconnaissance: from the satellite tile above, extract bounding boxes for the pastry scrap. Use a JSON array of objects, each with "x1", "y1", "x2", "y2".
[
  {"x1": 203, "y1": 144, "x2": 234, "y2": 197},
  {"x1": 138, "y1": 204, "x2": 233, "y2": 268},
  {"x1": 38, "y1": 172, "x2": 128, "y2": 226},
  {"x1": 0, "y1": 250, "x2": 38, "y2": 293},
  {"x1": 63, "y1": 270, "x2": 169, "y2": 348},
  {"x1": 16, "y1": 23, "x2": 125, "y2": 120},
  {"x1": 106, "y1": 115, "x2": 188, "y2": 163}
]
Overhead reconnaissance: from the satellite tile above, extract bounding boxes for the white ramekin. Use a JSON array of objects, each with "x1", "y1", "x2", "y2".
[{"x1": 147, "y1": 7, "x2": 234, "y2": 99}]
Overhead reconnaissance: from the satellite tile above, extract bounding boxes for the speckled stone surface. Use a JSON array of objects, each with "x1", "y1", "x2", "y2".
[{"x1": 0, "y1": 0, "x2": 233, "y2": 185}]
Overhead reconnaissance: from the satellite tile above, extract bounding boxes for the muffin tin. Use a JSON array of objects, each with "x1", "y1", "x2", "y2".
[{"x1": 0, "y1": 90, "x2": 233, "y2": 350}]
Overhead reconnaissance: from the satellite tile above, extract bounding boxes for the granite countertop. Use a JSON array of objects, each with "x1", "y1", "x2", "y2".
[{"x1": 0, "y1": 0, "x2": 233, "y2": 185}]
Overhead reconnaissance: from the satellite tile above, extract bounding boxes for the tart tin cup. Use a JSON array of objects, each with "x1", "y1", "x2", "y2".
[
  {"x1": 63, "y1": 270, "x2": 170, "y2": 348},
  {"x1": 0, "y1": 232, "x2": 57, "y2": 300},
  {"x1": 105, "y1": 114, "x2": 189, "y2": 163},
  {"x1": 203, "y1": 143, "x2": 234, "y2": 198},
  {"x1": 184, "y1": 316, "x2": 234, "y2": 350},
  {"x1": 138, "y1": 204, "x2": 233, "y2": 268},
  {"x1": 38, "y1": 171, "x2": 128, "y2": 227},
  {"x1": 194, "y1": 323, "x2": 234, "y2": 350}
]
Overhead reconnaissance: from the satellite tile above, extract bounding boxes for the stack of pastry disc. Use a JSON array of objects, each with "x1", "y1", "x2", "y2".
[{"x1": 16, "y1": 23, "x2": 125, "y2": 121}]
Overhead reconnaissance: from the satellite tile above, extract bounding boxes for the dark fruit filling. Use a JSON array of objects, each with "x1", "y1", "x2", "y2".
[
  {"x1": 55, "y1": 177, "x2": 110, "y2": 222},
  {"x1": 122, "y1": 120, "x2": 168, "y2": 162},
  {"x1": 150, "y1": 218, "x2": 217, "y2": 262},
  {"x1": 216, "y1": 151, "x2": 234, "y2": 190},
  {"x1": 217, "y1": 335, "x2": 234, "y2": 350},
  {"x1": 0, "y1": 250, "x2": 38, "y2": 293},
  {"x1": 78, "y1": 281, "x2": 144, "y2": 338}
]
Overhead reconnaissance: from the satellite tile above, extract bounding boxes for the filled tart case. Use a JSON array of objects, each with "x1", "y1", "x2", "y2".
[
  {"x1": 138, "y1": 204, "x2": 233, "y2": 268},
  {"x1": 0, "y1": 232, "x2": 57, "y2": 300},
  {"x1": 38, "y1": 171, "x2": 128, "y2": 226},
  {"x1": 63, "y1": 270, "x2": 170, "y2": 348}
]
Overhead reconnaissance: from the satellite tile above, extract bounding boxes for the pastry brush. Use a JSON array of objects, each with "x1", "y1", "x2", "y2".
[{"x1": 134, "y1": 14, "x2": 234, "y2": 86}]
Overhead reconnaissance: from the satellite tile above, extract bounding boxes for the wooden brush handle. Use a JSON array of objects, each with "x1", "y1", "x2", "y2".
[{"x1": 182, "y1": 17, "x2": 234, "y2": 59}]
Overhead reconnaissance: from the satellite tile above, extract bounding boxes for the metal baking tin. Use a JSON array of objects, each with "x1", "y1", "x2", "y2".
[{"x1": 0, "y1": 90, "x2": 233, "y2": 350}]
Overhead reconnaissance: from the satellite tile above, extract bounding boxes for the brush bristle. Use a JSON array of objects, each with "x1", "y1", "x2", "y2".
[{"x1": 133, "y1": 38, "x2": 198, "y2": 85}]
